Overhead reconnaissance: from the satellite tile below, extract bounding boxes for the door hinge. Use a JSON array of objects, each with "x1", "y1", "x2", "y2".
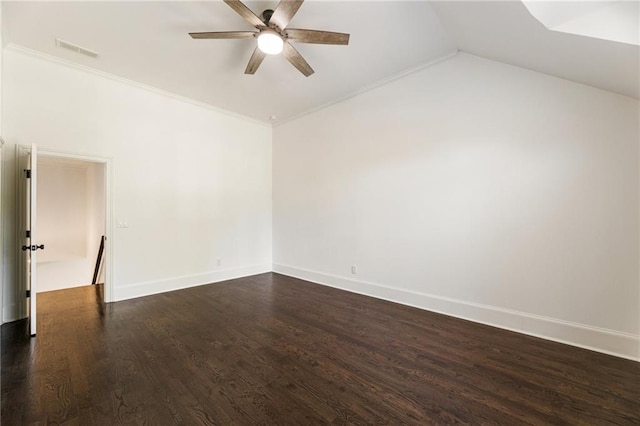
[
  {"x1": 26, "y1": 290, "x2": 31, "y2": 298},
  {"x1": 24, "y1": 169, "x2": 31, "y2": 179},
  {"x1": 26, "y1": 230, "x2": 31, "y2": 238}
]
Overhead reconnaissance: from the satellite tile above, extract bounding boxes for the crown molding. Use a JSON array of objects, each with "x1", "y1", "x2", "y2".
[
  {"x1": 5, "y1": 43, "x2": 272, "y2": 129},
  {"x1": 273, "y1": 49, "x2": 459, "y2": 127}
]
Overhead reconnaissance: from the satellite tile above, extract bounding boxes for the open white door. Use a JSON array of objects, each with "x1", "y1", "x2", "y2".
[{"x1": 22, "y1": 143, "x2": 41, "y2": 336}]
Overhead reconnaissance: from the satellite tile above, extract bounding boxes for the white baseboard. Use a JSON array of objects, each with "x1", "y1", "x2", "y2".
[
  {"x1": 272, "y1": 263, "x2": 640, "y2": 362},
  {"x1": 114, "y1": 264, "x2": 272, "y2": 302}
]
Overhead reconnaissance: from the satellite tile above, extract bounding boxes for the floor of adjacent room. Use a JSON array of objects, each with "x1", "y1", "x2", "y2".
[{"x1": 2, "y1": 273, "x2": 639, "y2": 424}]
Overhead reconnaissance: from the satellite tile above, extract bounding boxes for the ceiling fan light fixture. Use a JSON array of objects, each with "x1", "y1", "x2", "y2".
[
  {"x1": 188, "y1": 0, "x2": 349, "y2": 76},
  {"x1": 257, "y1": 30, "x2": 284, "y2": 55}
]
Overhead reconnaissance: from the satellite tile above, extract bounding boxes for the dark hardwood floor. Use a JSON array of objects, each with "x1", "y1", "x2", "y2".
[{"x1": 2, "y1": 273, "x2": 639, "y2": 425}]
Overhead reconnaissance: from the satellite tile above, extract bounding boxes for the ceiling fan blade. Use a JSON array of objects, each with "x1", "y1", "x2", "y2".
[
  {"x1": 223, "y1": 0, "x2": 265, "y2": 28},
  {"x1": 245, "y1": 47, "x2": 266, "y2": 74},
  {"x1": 190, "y1": 31, "x2": 257, "y2": 39},
  {"x1": 285, "y1": 29, "x2": 350, "y2": 45},
  {"x1": 270, "y1": 0, "x2": 304, "y2": 29},
  {"x1": 282, "y1": 42, "x2": 314, "y2": 77}
]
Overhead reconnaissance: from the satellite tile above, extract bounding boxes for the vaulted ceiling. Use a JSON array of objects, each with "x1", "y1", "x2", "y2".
[
  {"x1": 3, "y1": 1, "x2": 638, "y2": 124},
  {"x1": 431, "y1": 1, "x2": 639, "y2": 101}
]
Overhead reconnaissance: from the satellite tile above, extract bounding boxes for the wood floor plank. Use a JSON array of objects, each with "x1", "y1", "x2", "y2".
[{"x1": 2, "y1": 273, "x2": 639, "y2": 424}]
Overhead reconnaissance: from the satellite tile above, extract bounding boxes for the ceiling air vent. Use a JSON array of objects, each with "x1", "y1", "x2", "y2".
[{"x1": 55, "y1": 38, "x2": 99, "y2": 59}]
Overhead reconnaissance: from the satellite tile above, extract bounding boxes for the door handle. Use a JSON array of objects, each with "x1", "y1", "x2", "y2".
[{"x1": 21, "y1": 244, "x2": 44, "y2": 251}]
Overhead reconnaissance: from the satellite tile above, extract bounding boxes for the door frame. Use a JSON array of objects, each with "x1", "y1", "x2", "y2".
[{"x1": 16, "y1": 145, "x2": 114, "y2": 304}]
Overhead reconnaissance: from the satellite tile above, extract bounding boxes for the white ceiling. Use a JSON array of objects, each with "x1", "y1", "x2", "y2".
[
  {"x1": 522, "y1": 1, "x2": 639, "y2": 46},
  {"x1": 3, "y1": 1, "x2": 638, "y2": 125},
  {"x1": 431, "y1": 1, "x2": 639, "y2": 100},
  {"x1": 2, "y1": 1, "x2": 456, "y2": 124}
]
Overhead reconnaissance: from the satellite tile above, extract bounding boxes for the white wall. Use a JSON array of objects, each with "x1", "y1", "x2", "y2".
[
  {"x1": 2, "y1": 46, "x2": 272, "y2": 321},
  {"x1": 273, "y1": 53, "x2": 640, "y2": 360},
  {"x1": 38, "y1": 159, "x2": 88, "y2": 259},
  {"x1": 36, "y1": 157, "x2": 105, "y2": 292}
]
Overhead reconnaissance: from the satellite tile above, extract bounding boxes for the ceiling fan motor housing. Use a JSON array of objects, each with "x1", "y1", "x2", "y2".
[{"x1": 262, "y1": 9, "x2": 274, "y2": 25}]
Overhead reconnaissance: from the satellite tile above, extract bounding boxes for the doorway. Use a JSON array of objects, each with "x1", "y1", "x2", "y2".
[
  {"x1": 36, "y1": 156, "x2": 106, "y2": 294},
  {"x1": 16, "y1": 145, "x2": 113, "y2": 326}
]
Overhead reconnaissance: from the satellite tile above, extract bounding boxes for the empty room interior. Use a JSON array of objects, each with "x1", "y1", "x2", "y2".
[{"x1": 1, "y1": 0, "x2": 639, "y2": 424}]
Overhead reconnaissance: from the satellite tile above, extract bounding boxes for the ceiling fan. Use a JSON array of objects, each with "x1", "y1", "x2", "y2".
[{"x1": 189, "y1": 0, "x2": 350, "y2": 77}]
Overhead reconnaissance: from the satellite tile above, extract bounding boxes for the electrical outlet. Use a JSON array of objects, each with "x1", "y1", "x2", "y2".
[
  {"x1": 116, "y1": 220, "x2": 129, "y2": 229},
  {"x1": 351, "y1": 265, "x2": 358, "y2": 274},
  {"x1": 216, "y1": 258, "x2": 222, "y2": 266}
]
